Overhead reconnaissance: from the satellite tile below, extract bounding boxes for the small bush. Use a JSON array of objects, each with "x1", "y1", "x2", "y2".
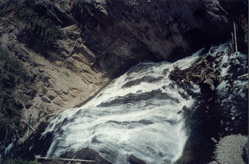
[
  {"x1": 28, "y1": 16, "x2": 61, "y2": 46},
  {"x1": 16, "y1": 6, "x2": 61, "y2": 48},
  {"x1": 0, "y1": 47, "x2": 28, "y2": 84}
]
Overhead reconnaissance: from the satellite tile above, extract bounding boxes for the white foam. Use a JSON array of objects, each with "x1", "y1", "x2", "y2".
[
  {"x1": 172, "y1": 48, "x2": 204, "y2": 70},
  {"x1": 42, "y1": 47, "x2": 210, "y2": 164}
]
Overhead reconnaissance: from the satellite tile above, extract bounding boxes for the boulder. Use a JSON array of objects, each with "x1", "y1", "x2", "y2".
[
  {"x1": 128, "y1": 154, "x2": 147, "y2": 164},
  {"x1": 214, "y1": 134, "x2": 248, "y2": 164}
]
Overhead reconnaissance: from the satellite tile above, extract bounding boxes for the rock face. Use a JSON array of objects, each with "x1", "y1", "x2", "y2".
[
  {"x1": 55, "y1": 0, "x2": 248, "y2": 61},
  {"x1": 0, "y1": 17, "x2": 110, "y2": 141},
  {"x1": 0, "y1": 0, "x2": 247, "y2": 144}
]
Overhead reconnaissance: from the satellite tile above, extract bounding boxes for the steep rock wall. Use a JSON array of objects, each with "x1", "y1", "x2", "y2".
[{"x1": 36, "y1": 0, "x2": 247, "y2": 72}]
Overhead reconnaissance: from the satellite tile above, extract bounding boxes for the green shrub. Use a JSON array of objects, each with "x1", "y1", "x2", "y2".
[
  {"x1": 0, "y1": 47, "x2": 27, "y2": 84},
  {"x1": 28, "y1": 16, "x2": 61, "y2": 46},
  {"x1": 0, "y1": 48, "x2": 32, "y2": 141},
  {"x1": 16, "y1": 5, "x2": 61, "y2": 48}
]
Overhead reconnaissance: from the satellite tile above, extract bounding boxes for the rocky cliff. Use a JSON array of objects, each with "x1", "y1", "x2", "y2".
[{"x1": 0, "y1": 0, "x2": 247, "y2": 149}]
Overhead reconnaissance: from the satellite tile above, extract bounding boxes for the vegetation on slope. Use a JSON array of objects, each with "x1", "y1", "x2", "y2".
[
  {"x1": 0, "y1": 0, "x2": 64, "y2": 155},
  {"x1": 0, "y1": 47, "x2": 34, "y2": 151},
  {"x1": 0, "y1": 0, "x2": 62, "y2": 59}
]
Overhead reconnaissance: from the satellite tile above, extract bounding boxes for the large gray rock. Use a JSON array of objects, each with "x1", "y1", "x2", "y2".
[
  {"x1": 214, "y1": 134, "x2": 248, "y2": 164},
  {"x1": 243, "y1": 140, "x2": 248, "y2": 163}
]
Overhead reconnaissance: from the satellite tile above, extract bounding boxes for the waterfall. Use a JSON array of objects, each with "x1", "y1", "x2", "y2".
[{"x1": 40, "y1": 49, "x2": 203, "y2": 164}]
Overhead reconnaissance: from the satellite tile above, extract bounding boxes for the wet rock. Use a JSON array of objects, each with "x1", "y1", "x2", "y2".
[
  {"x1": 210, "y1": 84, "x2": 215, "y2": 91},
  {"x1": 242, "y1": 140, "x2": 248, "y2": 163},
  {"x1": 209, "y1": 74, "x2": 217, "y2": 79},
  {"x1": 128, "y1": 154, "x2": 147, "y2": 164},
  {"x1": 222, "y1": 63, "x2": 228, "y2": 68},
  {"x1": 122, "y1": 76, "x2": 163, "y2": 88},
  {"x1": 215, "y1": 58, "x2": 221, "y2": 63},
  {"x1": 98, "y1": 89, "x2": 179, "y2": 107},
  {"x1": 77, "y1": 148, "x2": 111, "y2": 164},
  {"x1": 61, "y1": 148, "x2": 111, "y2": 164},
  {"x1": 177, "y1": 110, "x2": 182, "y2": 114},
  {"x1": 204, "y1": 78, "x2": 215, "y2": 91},
  {"x1": 176, "y1": 44, "x2": 248, "y2": 164}
]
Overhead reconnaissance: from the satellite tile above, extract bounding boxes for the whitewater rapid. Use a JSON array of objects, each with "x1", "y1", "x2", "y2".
[{"x1": 40, "y1": 50, "x2": 203, "y2": 164}]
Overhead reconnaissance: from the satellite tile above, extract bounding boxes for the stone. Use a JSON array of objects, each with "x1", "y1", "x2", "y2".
[
  {"x1": 204, "y1": 78, "x2": 214, "y2": 85},
  {"x1": 215, "y1": 134, "x2": 247, "y2": 164},
  {"x1": 46, "y1": 90, "x2": 57, "y2": 100},
  {"x1": 61, "y1": 147, "x2": 111, "y2": 164},
  {"x1": 52, "y1": 96, "x2": 65, "y2": 107},
  {"x1": 243, "y1": 140, "x2": 248, "y2": 163},
  {"x1": 222, "y1": 63, "x2": 228, "y2": 68},
  {"x1": 215, "y1": 58, "x2": 221, "y2": 63},
  {"x1": 128, "y1": 155, "x2": 147, "y2": 164},
  {"x1": 210, "y1": 84, "x2": 215, "y2": 91},
  {"x1": 209, "y1": 74, "x2": 216, "y2": 79},
  {"x1": 48, "y1": 95, "x2": 55, "y2": 100},
  {"x1": 41, "y1": 96, "x2": 51, "y2": 103}
]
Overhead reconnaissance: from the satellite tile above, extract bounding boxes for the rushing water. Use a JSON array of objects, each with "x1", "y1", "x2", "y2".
[
  {"x1": 6, "y1": 43, "x2": 247, "y2": 164},
  {"x1": 39, "y1": 50, "x2": 203, "y2": 164}
]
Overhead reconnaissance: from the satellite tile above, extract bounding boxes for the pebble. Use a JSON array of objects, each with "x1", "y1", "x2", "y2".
[
  {"x1": 177, "y1": 110, "x2": 182, "y2": 114},
  {"x1": 210, "y1": 84, "x2": 215, "y2": 91},
  {"x1": 215, "y1": 58, "x2": 221, "y2": 63},
  {"x1": 42, "y1": 96, "x2": 51, "y2": 103},
  {"x1": 204, "y1": 78, "x2": 214, "y2": 85},
  {"x1": 222, "y1": 63, "x2": 228, "y2": 68}
]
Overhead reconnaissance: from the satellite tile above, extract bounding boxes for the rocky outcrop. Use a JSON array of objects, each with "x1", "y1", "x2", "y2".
[
  {"x1": 174, "y1": 44, "x2": 248, "y2": 164},
  {"x1": 26, "y1": 0, "x2": 248, "y2": 75},
  {"x1": 0, "y1": 19, "x2": 110, "y2": 142},
  {"x1": 41, "y1": 0, "x2": 248, "y2": 60},
  {"x1": 0, "y1": 0, "x2": 247, "y2": 146}
]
